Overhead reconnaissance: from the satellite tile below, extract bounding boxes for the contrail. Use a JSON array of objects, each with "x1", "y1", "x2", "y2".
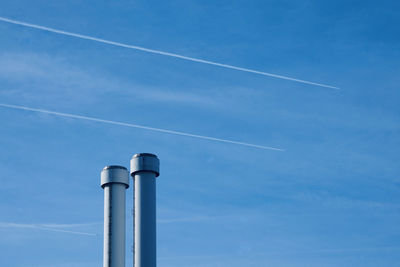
[
  {"x1": 0, "y1": 16, "x2": 339, "y2": 90},
  {"x1": 0, "y1": 222, "x2": 98, "y2": 237},
  {"x1": 40, "y1": 222, "x2": 102, "y2": 228},
  {"x1": 0, "y1": 103, "x2": 284, "y2": 151}
]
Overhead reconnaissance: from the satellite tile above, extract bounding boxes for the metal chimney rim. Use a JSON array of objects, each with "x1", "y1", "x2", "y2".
[
  {"x1": 103, "y1": 165, "x2": 127, "y2": 171},
  {"x1": 132, "y1": 153, "x2": 157, "y2": 158}
]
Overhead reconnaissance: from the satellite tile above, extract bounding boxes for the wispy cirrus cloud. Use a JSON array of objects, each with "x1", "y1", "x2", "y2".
[{"x1": 0, "y1": 52, "x2": 218, "y2": 108}]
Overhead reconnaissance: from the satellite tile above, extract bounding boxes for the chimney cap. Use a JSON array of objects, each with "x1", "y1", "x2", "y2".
[
  {"x1": 130, "y1": 153, "x2": 160, "y2": 177},
  {"x1": 101, "y1": 165, "x2": 129, "y2": 188}
]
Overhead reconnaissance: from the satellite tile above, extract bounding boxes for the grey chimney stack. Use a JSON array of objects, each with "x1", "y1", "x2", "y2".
[
  {"x1": 101, "y1": 165, "x2": 129, "y2": 267},
  {"x1": 130, "y1": 153, "x2": 160, "y2": 267}
]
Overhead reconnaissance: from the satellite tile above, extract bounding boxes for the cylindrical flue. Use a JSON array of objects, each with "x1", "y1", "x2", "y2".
[
  {"x1": 130, "y1": 153, "x2": 160, "y2": 267},
  {"x1": 101, "y1": 165, "x2": 129, "y2": 267}
]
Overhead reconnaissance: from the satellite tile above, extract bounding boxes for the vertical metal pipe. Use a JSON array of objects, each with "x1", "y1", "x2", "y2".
[
  {"x1": 130, "y1": 153, "x2": 160, "y2": 267},
  {"x1": 101, "y1": 165, "x2": 129, "y2": 267}
]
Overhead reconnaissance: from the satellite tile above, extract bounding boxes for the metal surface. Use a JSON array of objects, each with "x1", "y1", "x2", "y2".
[
  {"x1": 101, "y1": 166, "x2": 129, "y2": 267},
  {"x1": 130, "y1": 153, "x2": 160, "y2": 267},
  {"x1": 131, "y1": 153, "x2": 160, "y2": 177}
]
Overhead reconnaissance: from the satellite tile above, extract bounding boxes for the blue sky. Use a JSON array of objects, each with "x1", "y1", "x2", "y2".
[{"x1": 0, "y1": 0, "x2": 399, "y2": 266}]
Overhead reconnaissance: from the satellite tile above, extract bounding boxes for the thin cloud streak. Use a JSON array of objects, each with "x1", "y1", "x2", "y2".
[
  {"x1": 0, "y1": 103, "x2": 284, "y2": 151},
  {"x1": 40, "y1": 222, "x2": 103, "y2": 228},
  {"x1": 158, "y1": 215, "x2": 224, "y2": 224},
  {"x1": 158, "y1": 246, "x2": 400, "y2": 261},
  {"x1": 0, "y1": 222, "x2": 98, "y2": 237},
  {"x1": 0, "y1": 16, "x2": 339, "y2": 90}
]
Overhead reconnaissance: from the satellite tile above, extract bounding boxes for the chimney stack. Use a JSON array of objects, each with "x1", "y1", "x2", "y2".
[
  {"x1": 101, "y1": 165, "x2": 129, "y2": 267},
  {"x1": 130, "y1": 153, "x2": 160, "y2": 267}
]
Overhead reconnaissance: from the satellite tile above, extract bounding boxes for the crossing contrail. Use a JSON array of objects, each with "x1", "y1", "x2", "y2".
[
  {"x1": 0, "y1": 222, "x2": 98, "y2": 237},
  {"x1": 0, "y1": 103, "x2": 284, "y2": 151},
  {"x1": 0, "y1": 16, "x2": 339, "y2": 90}
]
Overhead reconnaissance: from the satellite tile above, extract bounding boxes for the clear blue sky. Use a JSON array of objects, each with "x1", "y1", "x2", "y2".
[{"x1": 0, "y1": 1, "x2": 399, "y2": 266}]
